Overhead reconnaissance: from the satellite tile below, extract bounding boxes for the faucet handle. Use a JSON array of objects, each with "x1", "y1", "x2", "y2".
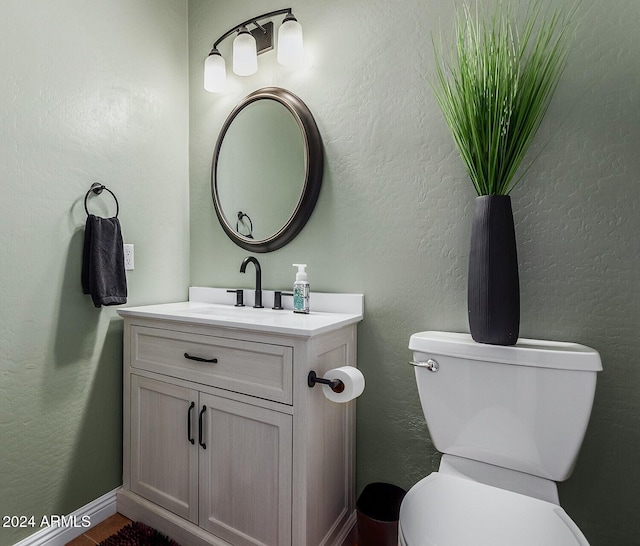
[
  {"x1": 226, "y1": 289, "x2": 245, "y2": 307},
  {"x1": 273, "y1": 291, "x2": 293, "y2": 310}
]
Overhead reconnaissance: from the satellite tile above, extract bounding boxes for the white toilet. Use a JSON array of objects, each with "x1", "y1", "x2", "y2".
[{"x1": 399, "y1": 331, "x2": 602, "y2": 546}]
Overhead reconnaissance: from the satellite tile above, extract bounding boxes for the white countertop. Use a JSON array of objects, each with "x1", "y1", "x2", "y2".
[{"x1": 117, "y1": 288, "x2": 364, "y2": 337}]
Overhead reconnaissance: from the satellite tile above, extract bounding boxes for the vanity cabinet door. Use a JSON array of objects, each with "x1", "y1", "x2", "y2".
[
  {"x1": 130, "y1": 375, "x2": 199, "y2": 523},
  {"x1": 198, "y1": 393, "x2": 293, "y2": 546}
]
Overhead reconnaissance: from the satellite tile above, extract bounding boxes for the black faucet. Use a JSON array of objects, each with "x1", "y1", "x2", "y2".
[{"x1": 240, "y1": 256, "x2": 263, "y2": 308}]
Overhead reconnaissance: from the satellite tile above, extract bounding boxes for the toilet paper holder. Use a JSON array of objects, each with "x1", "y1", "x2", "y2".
[{"x1": 307, "y1": 371, "x2": 345, "y2": 393}]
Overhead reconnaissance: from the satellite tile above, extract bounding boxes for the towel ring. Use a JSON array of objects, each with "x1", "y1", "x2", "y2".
[
  {"x1": 236, "y1": 211, "x2": 254, "y2": 239},
  {"x1": 84, "y1": 183, "x2": 119, "y2": 218}
]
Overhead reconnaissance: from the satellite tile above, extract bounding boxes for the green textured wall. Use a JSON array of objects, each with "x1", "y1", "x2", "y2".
[
  {"x1": 1, "y1": 1, "x2": 637, "y2": 544},
  {"x1": 189, "y1": 1, "x2": 640, "y2": 544},
  {"x1": 0, "y1": 1, "x2": 189, "y2": 544}
]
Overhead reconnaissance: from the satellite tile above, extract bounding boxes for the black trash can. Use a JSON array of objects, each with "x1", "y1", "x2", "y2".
[{"x1": 356, "y1": 482, "x2": 407, "y2": 546}]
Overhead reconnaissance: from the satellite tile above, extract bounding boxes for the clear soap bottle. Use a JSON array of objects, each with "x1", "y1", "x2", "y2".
[{"x1": 292, "y1": 264, "x2": 310, "y2": 314}]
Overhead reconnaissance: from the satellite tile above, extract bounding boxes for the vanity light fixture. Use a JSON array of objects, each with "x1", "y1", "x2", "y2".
[
  {"x1": 232, "y1": 26, "x2": 258, "y2": 76},
  {"x1": 204, "y1": 8, "x2": 303, "y2": 93},
  {"x1": 277, "y1": 12, "x2": 304, "y2": 67}
]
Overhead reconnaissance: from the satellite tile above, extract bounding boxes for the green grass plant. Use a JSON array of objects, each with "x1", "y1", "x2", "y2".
[{"x1": 432, "y1": 1, "x2": 576, "y2": 195}]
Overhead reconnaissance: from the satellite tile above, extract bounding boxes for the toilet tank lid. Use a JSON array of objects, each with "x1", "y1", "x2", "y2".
[{"x1": 409, "y1": 331, "x2": 602, "y2": 372}]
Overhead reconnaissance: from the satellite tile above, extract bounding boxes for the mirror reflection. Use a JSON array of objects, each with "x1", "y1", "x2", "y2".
[
  {"x1": 212, "y1": 87, "x2": 323, "y2": 253},
  {"x1": 216, "y1": 99, "x2": 305, "y2": 241}
]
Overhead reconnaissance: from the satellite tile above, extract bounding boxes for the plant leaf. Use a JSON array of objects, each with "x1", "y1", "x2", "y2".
[{"x1": 431, "y1": 0, "x2": 577, "y2": 195}]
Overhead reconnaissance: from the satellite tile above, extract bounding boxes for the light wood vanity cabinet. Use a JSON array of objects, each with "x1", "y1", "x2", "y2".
[
  {"x1": 117, "y1": 309, "x2": 360, "y2": 546},
  {"x1": 130, "y1": 374, "x2": 292, "y2": 545}
]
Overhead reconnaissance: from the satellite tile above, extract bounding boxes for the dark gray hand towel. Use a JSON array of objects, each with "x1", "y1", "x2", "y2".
[{"x1": 82, "y1": 214, "x2": 127, "y2": 308}]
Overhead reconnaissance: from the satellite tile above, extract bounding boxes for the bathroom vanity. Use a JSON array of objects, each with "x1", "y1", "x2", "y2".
[{"x1": 117, "y1": 288, "x2": 363, "y2": 546}]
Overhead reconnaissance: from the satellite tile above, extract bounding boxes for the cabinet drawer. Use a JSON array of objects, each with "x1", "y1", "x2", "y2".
[{"x1": 131, "y1": 326, "x2": 293, "y2": 405}]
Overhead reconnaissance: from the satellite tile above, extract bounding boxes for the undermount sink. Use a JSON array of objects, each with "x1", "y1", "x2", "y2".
[
  {"x1": 189, "y1": 304, "x2": 283, "y2": 319},
  {"x1": 117, "y1": 287, "x2": 364, "y2": 337}
]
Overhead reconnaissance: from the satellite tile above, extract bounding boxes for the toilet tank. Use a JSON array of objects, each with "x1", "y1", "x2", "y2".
[{"x1": 409, "y1": 332, "x2": 602, "y2": 481}]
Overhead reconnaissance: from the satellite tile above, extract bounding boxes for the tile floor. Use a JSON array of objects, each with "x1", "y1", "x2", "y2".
[{"x1": 66, "y1": 512, "x2": 358, "y2": 545}]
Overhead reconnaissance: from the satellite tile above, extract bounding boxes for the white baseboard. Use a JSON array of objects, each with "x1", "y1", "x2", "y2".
[{"x1": 12, "y1": 488, "x2": 119, "y2": 546}]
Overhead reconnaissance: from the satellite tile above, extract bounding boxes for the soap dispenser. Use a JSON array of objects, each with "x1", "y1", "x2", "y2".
[{"x1": 292, "y1": 264, "x2": 310, "y2": 314}]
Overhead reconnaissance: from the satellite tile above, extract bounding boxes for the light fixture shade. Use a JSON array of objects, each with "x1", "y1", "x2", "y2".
[
  {"x1": 233, "y1": 27, "x2": 258, "y2": 76},
  {"x1": 277, "y1": 15, "x2": 303, "y2": 67},
  {"x1": 204, "y1": 49, "x2": 226, "y2": 92}
]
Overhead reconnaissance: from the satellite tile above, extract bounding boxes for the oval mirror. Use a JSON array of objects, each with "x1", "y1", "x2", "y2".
[{"x1": 212, "y1": 87, "x2": 323, "y2": 252}]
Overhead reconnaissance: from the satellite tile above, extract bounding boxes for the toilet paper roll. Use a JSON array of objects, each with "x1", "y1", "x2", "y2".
[{"x1": 322, "y1": 366, "x2": 365, "y2": 403}]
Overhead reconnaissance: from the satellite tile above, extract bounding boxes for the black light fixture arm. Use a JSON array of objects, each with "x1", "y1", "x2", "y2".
[{"x1": 211, "y1": 8, "x2": 293, "y2": 50}]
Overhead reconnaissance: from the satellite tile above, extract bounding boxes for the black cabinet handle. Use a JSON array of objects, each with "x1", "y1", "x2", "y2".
[
  {"x1": 187, "y1": 401, "x2": 195, "y2": 445},
  {"x1": 184, "y1": 352, "x2": 218, "y2": 363},
  {"x1": 198, "y1": 405, "x2": 207, "y2": 449}
]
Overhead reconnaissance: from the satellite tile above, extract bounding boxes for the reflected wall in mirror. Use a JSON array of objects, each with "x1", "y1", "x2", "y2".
[{"x1": 212, "y1": 87, "x2": 323, "y2": 252}]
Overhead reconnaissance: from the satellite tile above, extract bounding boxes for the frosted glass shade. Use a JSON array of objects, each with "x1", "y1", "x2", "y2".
[
  {"x1": 277, "y1": 18, "x2": 303, "y2": 67},
  {"x1": 233, "y1": 30, "x2": 258, "y2": 76},
  {"x1": 204, "y1": 50, "x2": 226, "y2": 93}
]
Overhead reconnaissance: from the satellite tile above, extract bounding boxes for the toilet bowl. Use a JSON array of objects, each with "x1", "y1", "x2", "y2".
[
  {"x1": 399, "y1": 460, "x2": 589, "y2": 546},
  {"x1": 400, "y1": 332, "x2": 602, "y2": 546}
]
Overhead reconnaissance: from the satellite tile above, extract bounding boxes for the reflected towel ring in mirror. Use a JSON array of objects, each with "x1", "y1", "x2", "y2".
[
  {"x1": 236, "y1": 211, "x2": 254, "y2": 239},
  {"x1": 84, "y1": 182, "x2": 120, "y2": 218},
  {"x1": 212, "y1": 87, "x2": 323, "y2": 253}
]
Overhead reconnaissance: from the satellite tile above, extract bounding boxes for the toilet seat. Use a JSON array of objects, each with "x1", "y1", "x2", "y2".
[{"x1": 399, "y1": 473, "x2": 590, "y2": 546}]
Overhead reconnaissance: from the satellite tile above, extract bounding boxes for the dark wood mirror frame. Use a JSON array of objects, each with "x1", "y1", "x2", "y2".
[{"x1": 211, "y1": 87, "x2": 323, "y2": 253}]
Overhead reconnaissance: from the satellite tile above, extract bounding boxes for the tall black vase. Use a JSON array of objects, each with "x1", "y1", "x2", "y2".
[{"x1": 468, "y1": 195, "x2": 520, "y2": 345}]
